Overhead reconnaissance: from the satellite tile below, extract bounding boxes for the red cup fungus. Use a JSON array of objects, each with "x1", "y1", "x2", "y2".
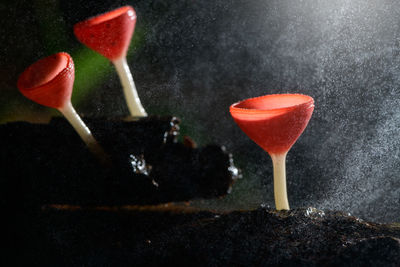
[
  {"x1": 74, "y1": 6, "x2": 147, "y2": 118},
  {"x1": 17, "y1": 52, "x2": 109, "y2": 164},
  {"x1": 230, "y1": 94, "x2": 314, "y2": 210}
]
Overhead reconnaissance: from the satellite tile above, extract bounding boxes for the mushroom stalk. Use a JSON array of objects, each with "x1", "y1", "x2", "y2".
[
  {"x1": 113, "y1": 58, "x2": 147, "y2": 117},
  {"x1": 59, "y1": 102, "x2": 108, "y2": 164},
  {"x1": 271, "y1": 153, "x2": 290, "y2": 210}
]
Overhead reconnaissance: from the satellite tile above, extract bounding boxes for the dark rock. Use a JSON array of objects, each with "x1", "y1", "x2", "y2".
[{"x1": 0, "y1": 116, "x2": 239, "y2": 206}]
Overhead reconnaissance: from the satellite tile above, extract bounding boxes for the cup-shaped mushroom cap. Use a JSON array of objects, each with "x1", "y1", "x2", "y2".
[
  {"x1": 17, "y1": 52, "x2": 74, "y2": 109},
  {"x1": 230, "y1": 94, "x2": 314, "y2": 155},
  {"x1": 74, "y1": 6, "x2": 136, "y2": 61}
]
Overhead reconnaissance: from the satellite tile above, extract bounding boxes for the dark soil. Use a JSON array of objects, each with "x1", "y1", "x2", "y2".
[{"x1": 8, "y1": 206, "x2": 400, "y2": 266}]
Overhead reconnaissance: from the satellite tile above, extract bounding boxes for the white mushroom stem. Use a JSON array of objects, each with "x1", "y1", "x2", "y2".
[
  {"x1": 113, "y1": 57, "x2": 147, "y2": 117},
  {"x1": 59, "y1": 102, "x2": 109, "y2": 164},
  {"x1": 270, "y1": 152, "x2": 290, "y2": 210}
]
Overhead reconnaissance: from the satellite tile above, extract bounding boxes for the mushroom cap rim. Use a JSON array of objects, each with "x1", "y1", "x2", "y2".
[
  {"x1": 230, "y1": 93, "x2": 314, "y2": 115},
  {"x1": 74, "y1": 5, "x2": 136, "y2": 28},
  {"x1": 17, "y1": 52, "x2": 73, "y2": 92}
]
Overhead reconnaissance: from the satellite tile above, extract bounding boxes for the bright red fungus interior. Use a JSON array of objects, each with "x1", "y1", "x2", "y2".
[
  {"x1": 17, "y1": 52, "x2": 74, "y2": 109},
  {"x1": 19, "y1": 53, "x2": 68, "y2": 90},
  {"x1": 234, "y1": 94, "x2": 312, "y2": 111},
  {"x1": 230, "y1": 94, "x2": 314, "y2": 155}
]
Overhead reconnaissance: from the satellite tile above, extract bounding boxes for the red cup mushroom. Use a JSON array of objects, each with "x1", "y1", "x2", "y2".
[
  {"x1": 74, "y1": 6, "x2": 147, "y2": 117},
  {"x1": 17, "y1": 52, "x2": 108, "y2": 164},
  {"x1": 230, "y1": 94, "x2": 314, "y2": 210}
]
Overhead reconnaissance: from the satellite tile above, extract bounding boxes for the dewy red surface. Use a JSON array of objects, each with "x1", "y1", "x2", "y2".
[
  {"x1": 230, "y1": 94, "x2": 314, "y2": 155},
  {"x1": 74, "y1": 6, "x2": 136, "y2": 61},
  {"x1": 17, "y1": 52, "x2": 74, "y2": 109}
]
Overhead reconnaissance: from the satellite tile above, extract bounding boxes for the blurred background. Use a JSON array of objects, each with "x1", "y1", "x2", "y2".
[{"x1": 1, "y1": 0, "x2": 399, "y2": 222}]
